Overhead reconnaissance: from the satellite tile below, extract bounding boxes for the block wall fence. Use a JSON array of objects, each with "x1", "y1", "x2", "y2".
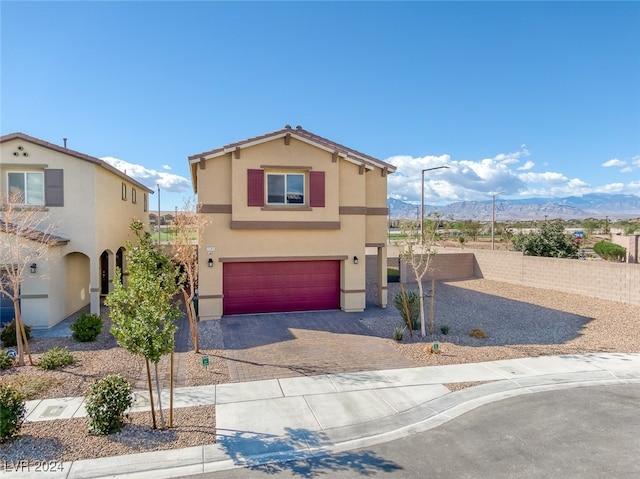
[{"x1": 391, "y1": 249, "x2": 640, "y2": 306}]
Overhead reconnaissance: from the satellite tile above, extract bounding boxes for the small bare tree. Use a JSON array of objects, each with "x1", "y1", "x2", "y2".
[
  {"x1": 396, "y1": 213, "x2": 442, "y2": 337},
  {"x1": 0, "y1": 193, "x2": 58, "y2": 366},
  {"x1": 170, "y1": 199, "x2": 210, "y2": 353}
]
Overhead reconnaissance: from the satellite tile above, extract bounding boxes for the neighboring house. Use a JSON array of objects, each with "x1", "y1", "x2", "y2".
[
  {"x1": 188, "y1": 125, "x2": 396, "y2": 319},
  {"x1": 0, "y1": 133, "x2": 153, "y2": 328}
]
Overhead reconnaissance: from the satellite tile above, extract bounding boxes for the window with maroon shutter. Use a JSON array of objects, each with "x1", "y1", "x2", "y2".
[
  {"x1": 247, "y1": 169, "x2": 265, "y2": 206},
  {"x1": 309, "y1": 171, "x2": 325, "y2": 207}
]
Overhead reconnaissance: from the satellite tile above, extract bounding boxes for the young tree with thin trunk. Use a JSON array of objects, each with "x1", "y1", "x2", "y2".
[
  {"x1": 0, "y1": 193, "x2": 58, "y2": 366},
  {"x1": 170, "y1": 199, "x2": 210, "y2": 353},
  {"x1": 106, "y1": 220, "x2": 182, "y2": 429},
  {"x1": 396, "y1": 213, "x2": 442, "y2": 337}
]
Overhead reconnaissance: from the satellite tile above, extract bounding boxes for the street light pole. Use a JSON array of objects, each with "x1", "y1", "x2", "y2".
[
  {"x1": 421, "y1": 166, "x2": 449, "y2": 242},
  {"x1": 492, "y1": 194, "x2": 496, "y2": 251}
]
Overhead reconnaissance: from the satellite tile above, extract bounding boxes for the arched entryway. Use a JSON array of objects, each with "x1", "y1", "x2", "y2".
[
  {"x1": 116, "y1": 247, "x2": 125, "y2": 285},
  {"x1": 100, "y1": 251, "x2": 110, "y2": 295}
]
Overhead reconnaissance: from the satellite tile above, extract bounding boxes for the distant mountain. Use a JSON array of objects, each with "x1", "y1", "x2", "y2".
[{"x1": 388, "y1": 194, "x2": 640, "y2": 221}]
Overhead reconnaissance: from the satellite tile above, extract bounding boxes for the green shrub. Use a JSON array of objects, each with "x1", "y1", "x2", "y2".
[
  {"x1": 0, "y1": 351, "x2": 15, "y2": 370},
  {"x1": 0, "y1": 383, "x2": 26, "y2": 443},
  {"x1": 393, "y1": 326, "x2": 405, "y2": 342},
  {"x1": 1, "y1": 320, "x2": 32, "y2": 348},
  {"x1": 70, "y1": 313, "x2": 103, "y2": 342},
  {"x1": 85, "y1": 374, "x2": 133, "y2": 435},
  {"x1": 593, "y1": 240, "x2": 626, "y2": 262},
  {"x1": 393, "y1": 290, "x2": 422, "y2": 331},
  {"x1": 440, "y1": 324, "x2": 450, "y2": 335},
  {"x1": 38, "y1": 347, "x2": 74, "y2": 370}
]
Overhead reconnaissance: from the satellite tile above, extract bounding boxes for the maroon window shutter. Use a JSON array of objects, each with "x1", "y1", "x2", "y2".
[
  {"x1": 247, "y1": 169, "x2": 264, "y2": 207},
  {"x1": 309, "y1": 171, "x2": 325, "y2": 207}
]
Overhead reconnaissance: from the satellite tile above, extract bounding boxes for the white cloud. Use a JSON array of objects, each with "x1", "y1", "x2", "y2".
[
  {"x1": 101, "y1": 156, "x2": 191, "y2": 193},
  {"x1": 386, "y1": 151, "x2": 527, "y2": 203},
  {"x1": 602, "y1": 158, "x2": 626, "y2": 167},
  {"x1": 162, "y1": 164, "x2": 172, "y2": 170},
  {"x1": 597, "y1": 182, "x2": 626, "y2": 193},
  {"x1": 567, "y1": 178, "x2": 590, "y2": 189},
  {"x1": 517, "y1": 161, "x2": 535, "y2": 171},
  {"x1": 493, "y1": 145, "x2": 530, "y2": 165},
  {"x1": 517, "y1": 171, "x2": 567, "y2": 184},
  {"x1": 385, "y1": 145, "x2": 640, "y2": 203}
]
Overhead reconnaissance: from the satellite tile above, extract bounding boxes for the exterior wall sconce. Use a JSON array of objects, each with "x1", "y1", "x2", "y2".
[
  {"x1": 30, "y1": 263, "x2": 37, "y2": 274},
  {"x1": 207, "y1": 258, "x2": 214, "y2": 268},
  {"x1": 353, "y1": 256, "x2": 358, "y2": 264}
]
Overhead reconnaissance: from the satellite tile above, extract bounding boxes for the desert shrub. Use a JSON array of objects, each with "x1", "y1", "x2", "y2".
[
  {"x1": 0, "y1": 383, "x2": 26, "y2": 443},
  {"x1": 1, "y1": 320, "x2": 31, "y2": 347},
  {"x1": 71, "y1": 313, "x2": 103, "y2": 342},
  {"x1": 393, "y1": 290, "x2": 421, "y2": 331},
  {"x1": 84, "y1": 374, "x2": 133, "y2": 435},
  {"x1": 0, "y1": 351, "x2": 15, "y2": 370},
  {"x1": 469, "y1": 328, "x2": 487, "y2": 339},
  {"x1": 393, "y1": 326, "x2": 405, "y2": 341},
  {"x1": 38, "y1": 347, "x2": 74, "y2": 370},
  {"x1": 593, "y1": 241, "x2": 626, "y2": 262}
]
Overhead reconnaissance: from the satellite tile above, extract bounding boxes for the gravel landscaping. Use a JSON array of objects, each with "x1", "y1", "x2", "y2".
[
  {"x1": 376, "y1": 279, "x2": 640, "y2": 367},
  {"x1": 1, "y1": 278, "x2": 639, "y2": 465}
]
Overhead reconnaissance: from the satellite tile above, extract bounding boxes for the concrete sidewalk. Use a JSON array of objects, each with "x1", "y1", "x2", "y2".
[{"x1": 14, "y1": 353, "x2": 640, "y2": 478}]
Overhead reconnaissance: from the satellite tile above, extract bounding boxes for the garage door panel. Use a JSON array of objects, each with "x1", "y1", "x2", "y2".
[{"x1": 223, "y1": 260, "x2": 339, "y2": 315}]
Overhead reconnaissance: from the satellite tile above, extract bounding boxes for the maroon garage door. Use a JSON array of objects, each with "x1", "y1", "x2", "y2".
[{"x1": 223, "y1": 260, "x2": 340, "y2": 315}]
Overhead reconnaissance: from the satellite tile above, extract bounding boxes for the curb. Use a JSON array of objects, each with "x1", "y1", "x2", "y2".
[{"x1": 44, "y1": 371, "x2": 639, "y2": 479}]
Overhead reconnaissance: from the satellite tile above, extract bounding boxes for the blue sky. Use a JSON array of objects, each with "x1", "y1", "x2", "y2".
[{"x1": 2, "y1": 1, "x2": 639, "y2": 211}]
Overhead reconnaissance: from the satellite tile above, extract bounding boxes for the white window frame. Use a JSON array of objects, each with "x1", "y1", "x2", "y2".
[
  {"x1": 266, "y1": 172, "x2": 305, "y2": 205},
  {"x1": 7, "y1": 171, "x2": 44, "y2": 205}
]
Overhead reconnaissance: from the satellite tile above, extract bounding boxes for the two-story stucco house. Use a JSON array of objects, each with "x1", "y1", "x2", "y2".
[
  {"x1": 0, "y1": 133, "x2": 153, "y2": 328},
  {"x1": 188, "y1": 125, "x2": 396, "y2": 320}
]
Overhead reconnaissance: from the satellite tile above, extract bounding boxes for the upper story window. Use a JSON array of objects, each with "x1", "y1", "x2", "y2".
[
  {"x1": 7, "y1": 171, "x2": 44, "y2": 205},
  {"x1": 267, "y1": 173, "x2": 305, "y2": 205},
  {"x1": 132, "y1": 188, "x2": 137, "y2": 204},
  {"x1": 248, "y1": 169, "x2": 325, "y2": 208}
]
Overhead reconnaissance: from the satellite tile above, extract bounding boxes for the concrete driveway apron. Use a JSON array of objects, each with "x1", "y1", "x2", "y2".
[{"x1": 220, "y1": 308, "x2": 412, "y2": 382}]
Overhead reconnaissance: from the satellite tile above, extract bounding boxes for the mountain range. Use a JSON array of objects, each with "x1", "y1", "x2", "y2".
[{"x1": 388, "y1": 193, "x2": 640, "y2": 222}]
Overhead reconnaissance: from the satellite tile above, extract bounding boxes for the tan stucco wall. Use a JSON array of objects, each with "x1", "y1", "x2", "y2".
[
  {"x1": 365, "y1": 167, "x2": 389, "y2": 245},
  {"x1": 64, "y1": 252, "x2": 91, "y2": 318},
  {"x1": 197, "y1": 154, "x2": 232, "y2": 205},
  {"x1": 230, "y1": 139, "x2": 340, "y2": 223},
  {"x1": 196, "y1": 136, "x2": 390, "y2": 319}
]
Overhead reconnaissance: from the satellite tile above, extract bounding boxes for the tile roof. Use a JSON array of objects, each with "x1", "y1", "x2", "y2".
[
  {"x1": 1, "y1": 132, "x2": 154, "y2": 194},
  {"x1": 188, "y1": 125, "x2": 397, "y2": 172},
  {"x1": 0, "y1": 219, "x2": 69, "y2": 245}
]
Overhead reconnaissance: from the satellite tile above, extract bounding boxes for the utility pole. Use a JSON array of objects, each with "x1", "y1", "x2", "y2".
[
  {"x1": 157, "y1": 184, "x2": 161, "y2": 245},
  {"x1": 492, "y1": 194, "x2": 496, "y2": 251}
]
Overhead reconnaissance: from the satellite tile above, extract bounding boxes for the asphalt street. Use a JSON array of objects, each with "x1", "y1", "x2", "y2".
[{"x1": 183, "y1": 384, "x2": 640, "y2": 479}]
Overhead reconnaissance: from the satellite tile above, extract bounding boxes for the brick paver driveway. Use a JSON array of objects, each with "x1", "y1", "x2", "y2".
[{"x1": 220, "y1": 306, "x2": 412, "y2": 382}]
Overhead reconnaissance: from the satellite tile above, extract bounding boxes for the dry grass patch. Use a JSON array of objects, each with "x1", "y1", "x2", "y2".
[{"x1": 0, "y1": 375, "x2": 62, "y2": 400}]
